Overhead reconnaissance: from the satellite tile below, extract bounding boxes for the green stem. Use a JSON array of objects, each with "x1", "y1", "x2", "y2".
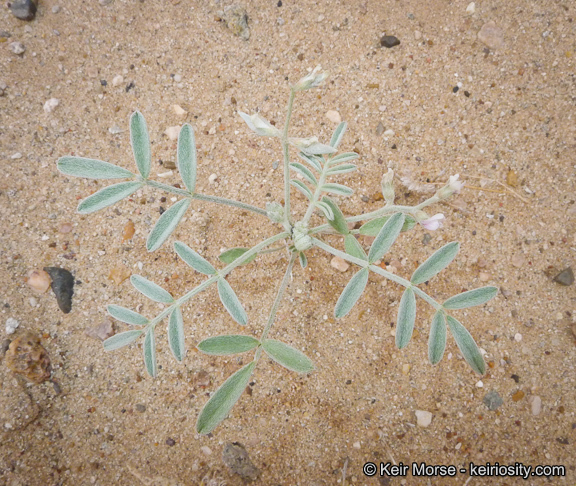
[
  {"x1": 148, "y1": 231, "x2": 290, "y2": 328},
  {"x1": 255, "y1": 252, "x2": 297, "y2": 361},
  {"x1": 144, "y1": 180, "x2": 267, "y2": 216},
  {"x1": 282, "y1": 89, "x2": 297, "y2": 226},
  {"x1": 311, "y1": 237, "x2": 442, "y2": 311}
]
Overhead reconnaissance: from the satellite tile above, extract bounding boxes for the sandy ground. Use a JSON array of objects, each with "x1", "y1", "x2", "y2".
[{"x1": 1, "y1": 0, "x2": 575, "y2": 484}]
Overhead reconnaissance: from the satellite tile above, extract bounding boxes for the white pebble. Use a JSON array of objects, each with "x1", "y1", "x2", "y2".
[
  {"x1": 6, "y1": 318, "x2": 19, "y2": 335},
  {"x1": 415, "y1": 410, "x2": 433, "y2": 427},
  {"x1": 530, "y1": 395, "x2": 542, "y2": 415},
  {"x1": 108, "y1": 126, "x2": 123, "y2": 135},
  {"x1": 200, "y1": 446, "x2": 212, "y2": 456},
  {"x1": 29, "y1": 297, "x2": 38, "y2": 307},
  {"x1": 475, "y1": 380, "x2": 484, "y2": 388},
  {"x1": 112, "y1": 75, "x2": 124, "y2": 87},
  {"x1": 326, "y1": 110, "x2": 341, "y2": 123},
  {"x1": 174, "y1": 74, "x2": 182, "y2": 82},
  {"x1": 52, "y1": 5, "x2": 61, "y2": 13},
  {"x1": 514, "y1": 333, "x2": 522, "y2": 342},
  {"x1": 208, "y1": 173, "x2": 218, "y2": 184},
  {"x1": 173, "y1": 104, "x2": 187, "y2": 116},
  {"x1": 383, "y1": 129, "x2": 395, "y2": 137},
  {"x1": 9, "y1": 42, "x2": 26, "y2": 55},
  {"x1": 330, "y1": 256, "x2": 349, "y2": 272},
  {"x1": 414, "y1": 31, "x2": 422, "y2": 40},
  {"x1": 165, "y1": 126, "x2": 181, "y2": 141},
  {"x1": 43, "y1": 98, "x2": 59, "y2": 113},
  {"x1": 11, "y1": 153, "x2": 22, "y2": 159},
  {"x1": 466, "y1": 2, "x2": 476, "y2": 14}
]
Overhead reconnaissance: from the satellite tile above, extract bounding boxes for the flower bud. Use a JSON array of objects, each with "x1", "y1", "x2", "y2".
[
  {"x1": 381, "y1": 168, "x2": 395, "y2": 203},
  {"x1": 266, "y1": 202, "x2": 284, "y2": 224},
  {"x1": 292, "y1": 222, "x2": 313, "y2": 252},
  {"x1": 238, "y1": 112, "x2": 281, "y2": 137},
  {"x1": 436, "y1": 174, "x2": 464, "y2": 201},
  {"x1": 293, "y1": 66, "x2": 329, "y2": 91}
]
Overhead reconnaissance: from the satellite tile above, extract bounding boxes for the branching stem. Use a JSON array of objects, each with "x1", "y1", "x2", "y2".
[{"x1": 282, "y1": 89, "x2": 297, "y2": 226}]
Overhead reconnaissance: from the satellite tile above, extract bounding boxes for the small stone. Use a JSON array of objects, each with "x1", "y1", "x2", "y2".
[
  {"x1": 222, "y1": 442, "x2": 260, "y2": 481},
  {"x1": 108, "y1": 126, "x2": 123, "y2": 135},
  {"x1": 475, "y1": 380, "x2": 484, "y2": 388},
  {"x1": 6, "y1": 318, "x2": 20, "y2": 335},
  {"x1": 201, "y1": 445, "x2": 213, "y2": 456},
  {"x1": 553, "y1": 267, "x2": 574, "y2": 286},
  {"x1": 165, "y1": 126, "x2": 181, "y2": 141},
  {"x1": 512, "y1": 390, "x2": 525, "y2": 402},
  {"x1": 122, "y1": 220, "x2": 135, "y2": 242},
  {"x1": 85, "y1": 319, "x2": 114, "y2": 341},
  {"x1": 402, "y1": 364, "x2": 411, "y2": 375},
  {"x1": 43, "y1": 267, "x2": 74, "y2": 313},
  {"x1": 422, "y1": 233, "x2": 432, "y2": 245},
  {"x1": 9, "y1": 42, "x2": 26, "y2": 56},
  {"x1": 380, "y1": 35, "x2": 401, "y2": 48},
  {"x1": 108, "y1": 266, "x2": 131, "y2": 286},
  {"x1": 173, "y1": 104, "x2": 187, "y2": 116},
  {"x1": 326, "y1": 110, "x2": 341, "y2": 123},
  {"x1": 514, "y1": 333, "x2": 522, "y2": 342},
  {"x1": 466, "y1": 2, "x2": 475, "y2": 14},
  {"x1": 28, "y1": 297, "x2": 37, "y2": 307},
  {"x1": 506, "y1": 169, "x2": 518, "y2": 187},
  {"x1": 10, "y1": 0, "x2": 37, "y2": 21},
  {"x1": 163, "y1": 160, "x2": 177, "y2": 170},
  {"x1": 5, "y1": 332, "x2": 52, "y2": 384},
  {"x1": 59, "y1": 222, "x2": 73, "y2": 234},
  {"x1": 479, "y1": 272, "x2": 491, "y2": 282},
  {"x1": 414, "y1": 30, "x2": 422, "y2": 40},
  {"x1": 135, "y1": 403, "x2": 146, "y2": 413},
  {"x1": 208, "y1": 173, "x2": 218, "y2": 184},
  {"x1": 112, "y1": 74, "x2": 124, "y2": 87},
  {"x1": 27, "y1": 269, "x2": 52, "y2": 293},
  {"x1": 383, "y1": 129, "x2": 395, "y2": 137},
  {"x1": 43, "y1": 98, "x2": 59, "y2": 113},
  {"x1": 0, "y1": 81, "x2": 7, "y2": 97},
  {"x1": 483, "y1": 390, "x2": 503, "y2": 410},
  {"x1": 173, "y1": 74, "x2": 182, "y2": 83},
  {"x1": 477, "y1": 21, "x2": 504, "y2": 50},
  {"x1": 511, "y1": 254, "x2": 525, "y2": 268},
  {"x1": 11, "y1": 152, "x2": 22, "y2": 159},
  {"x1": 52, "y1": 5, "x2": 61, "y2": 14},
  {"x1": 165, "y1": 437, "x2": 176, "y2": 447},
  {"x1": 221, "y1": 5, "x2": 250, "y2": 41},
  {"x1": 529, "y1": 395, "x2": 542, "y2": 415},
  {"x1": 415, "y1": 410, "x2": 432, "y2": 427},
  {"x1": 331, "y1": 256, "x2": 349, "y2": 272},
  {"x1": 375, "y1": 122, "x2": 385, "y2": 136}
]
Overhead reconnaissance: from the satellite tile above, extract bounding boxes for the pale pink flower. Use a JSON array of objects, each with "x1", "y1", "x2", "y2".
[
  {"x1": 436, "y1": 174, "x2": 464, "y2": 200},
  {"x1": 420, "y1": 213, "x2": 445, "y2": 231}
]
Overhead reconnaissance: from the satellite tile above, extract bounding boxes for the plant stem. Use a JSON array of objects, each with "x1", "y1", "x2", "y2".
[
  {"x1": 148, "y1": 231, "x2": 290, "y2": 328},
  {"x1": 282, "y1": 89, "x2": 297, "y2": 227},
  {"x1": 144, "y1": 180, "x2": 267, "y2": 216},
  {"x1": 255, "y1": 252, "x2": 297, "y2": 361},
  {"x1": 311, "y1": 237, "x2": 442, "y2": 311}
]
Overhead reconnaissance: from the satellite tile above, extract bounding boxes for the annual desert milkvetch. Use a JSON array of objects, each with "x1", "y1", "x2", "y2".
[{"x1": 420, "y1": 213, "x2": 446, "y2": 231}]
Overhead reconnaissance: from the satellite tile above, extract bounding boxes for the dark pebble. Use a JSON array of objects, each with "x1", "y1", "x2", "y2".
[
  {"x1": 100, "y1": 80, "x2": 107, "y2": 86},
  {"x1": 391, "y1": 144, "x2": 397, "y2": 149},
  {"x1": 553, "y1": 267, "x2": 574, "y2": 286},
  {"x1": 125, "y1": 81, "x2": 135, "y2": 92},
  {"x1": 380, "y1": 35, "x2": 401, "y2": 48},
  {"x1": 277, "y1": 0, "x2": 282, "y2": 6},
  {"x1": 135, "y1": 403, "x2": 146, "y2": 412},
  {"x1": 43, "y1": 267, "x2": 74, "y2": 314},
  {"x1": 510, "y1": 374, "x2": 520, "y2": 383},
  {"x1": 483, "y1": 390, "x2": 503, "y2": 411},
  {"x1": 453, "y1": 86, "x2": 459, "y2": 93},
  {"x1": 10, "y1": 0, "x2": 37, "y2": 21},
  {"x1": 464, "y1": 91, "x2": 470, "y2": 97},
  {"x1": 222, "y1": 442, "x2": 261, "y2": 481},
  {"x1": 166, "y1": 437, "x2": 176, "y2": 446}
]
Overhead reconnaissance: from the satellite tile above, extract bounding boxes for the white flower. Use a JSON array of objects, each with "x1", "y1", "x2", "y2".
[
  {"x1": 293, "y1": 66, "x2": 329, "y2": 91},
  {"x1": 420, "y1": 213, "x2": 445, "y2": 231},
  {"x1": 238, "y1": 112, "x2": 281, "y2": 138},
  {"x1": 436, "y1": 174, "x2": 464, "y2": 200}
]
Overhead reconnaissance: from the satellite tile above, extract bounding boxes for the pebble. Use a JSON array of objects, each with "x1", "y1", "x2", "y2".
[
  {"x1": 27, "y1": 269, "x2": 52, "y2": 293},
  {"x1": 85, "y1": 319, "x2": 114, "y2": 341},
  {"x1": 108, "y1": 126, "x2": 123, "y2": 135},
  {"x1": 479, "y1": 272, "x2": 491, "y2": 282},
  {"x1": 109, "y1": 266, "x2": 131, "y2": 285},
  {"x1": 10, "y1": 0, "x2": 37, "y2": 21},
  {"x1": 112, "y1": 74, "x2": 124, "y2": 87},
  {"x1": 506, "y1": 169, "x2": 518, "y2": 187},
  {"x1": 6, "y1": 318, "x2": 20, "y2": 335},
  {"x1": 483, "y1": 390, "x2": 503, "y2": 410},
  {"x1": 135, "y1": 403, "x2": 146, "y2": 413},
  {"x1": 28, "y1": 297, "x2": 37, "y2": 307},
  {"x1": 208, "y1": 173, "x2": 218, "y2": 184},
  {"x1": 173, "y1": 74, "x2": 182, "y2": 83},
  {"x1": 166, "y1": 437, "x2": 176, "y2": 447},
  {"x1": 380, "y1": 35, "x2": 401, "y2": 48},
  {"x1": 475, "y1": 380, "x2": 484, "y2": 388},
  {"x1": 43, "y1": 98, "x2": 59, "y2": 113},
  {"x1": 553, "y1": 267, "x2": 574, "y2": 286},
  {"x1": 59, "y1": 222, "x2": 73, "y2": 233},
  {"x1": 375, "y1": 122, "x2": 385, "y2": 136},
  {"x1": 222, "y1": 442, "x2": 261, "y2": 480},
  {"x1": 122, "y1": 220, "x2": 135, "y2": 242},
  {"x1": 201, "y1": 445, "x2": 213, "y2": 456},
  {"x1": 173, "y1": 104, "x2": 187, "y2": 116},
  {"x1": 165, "y1": 126, "x2": 181, "y2": 141},
  {"x1": 422, "y1": 233, "x2": 432, "y2": 245},
  {"x1": 511, "y1": 254, "x2": 525, "y2": 268},
  {"x1": 5, "y1": 332, "x2": 52, "y2": 384},
  {"x1": 221, "y1": 5, "x2": 250, "y2": 41},
  {"x1": 512, "y1": 390, "x2": 525, "y2": 402},
  {"x1": 9, "y1": 41, "x2": 26, "y2": 56},
  {"x1": 477, "y1": 21, "x2": 505, "y2": 50},
  {"x1": 52, "y1": 5, "x2": 61, "y2": 14},
  {"x1": 326, "y1": 110, "x2": 341, "y2": 123},
  {"x1": 529, "y1": 395, "x2": 542, "y2": 415},
  {"x1": 414, "y1": 31, "x2": 422, "y2": 40},
  {"x1": 0, "y1": 80, "x2": 7, "y2": 96},
  {"x1": 514, "y1": 333, "x2": 522, "y2": 342},
  {"x1": 330, "y1": 256, "x2": 349, "y2": 272},
  {"x1": 415, "y1": 410, "x2": 432, "y2": 427},
  {"x1": 383, "y1": 129, "x2": 394, "y2": 137},
  {"x1": 44, "y1": 267, "x2": 74, "y2": 313},
  {"x1": 466, "y1": 2, "x2": 475, "y2": 14}
]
